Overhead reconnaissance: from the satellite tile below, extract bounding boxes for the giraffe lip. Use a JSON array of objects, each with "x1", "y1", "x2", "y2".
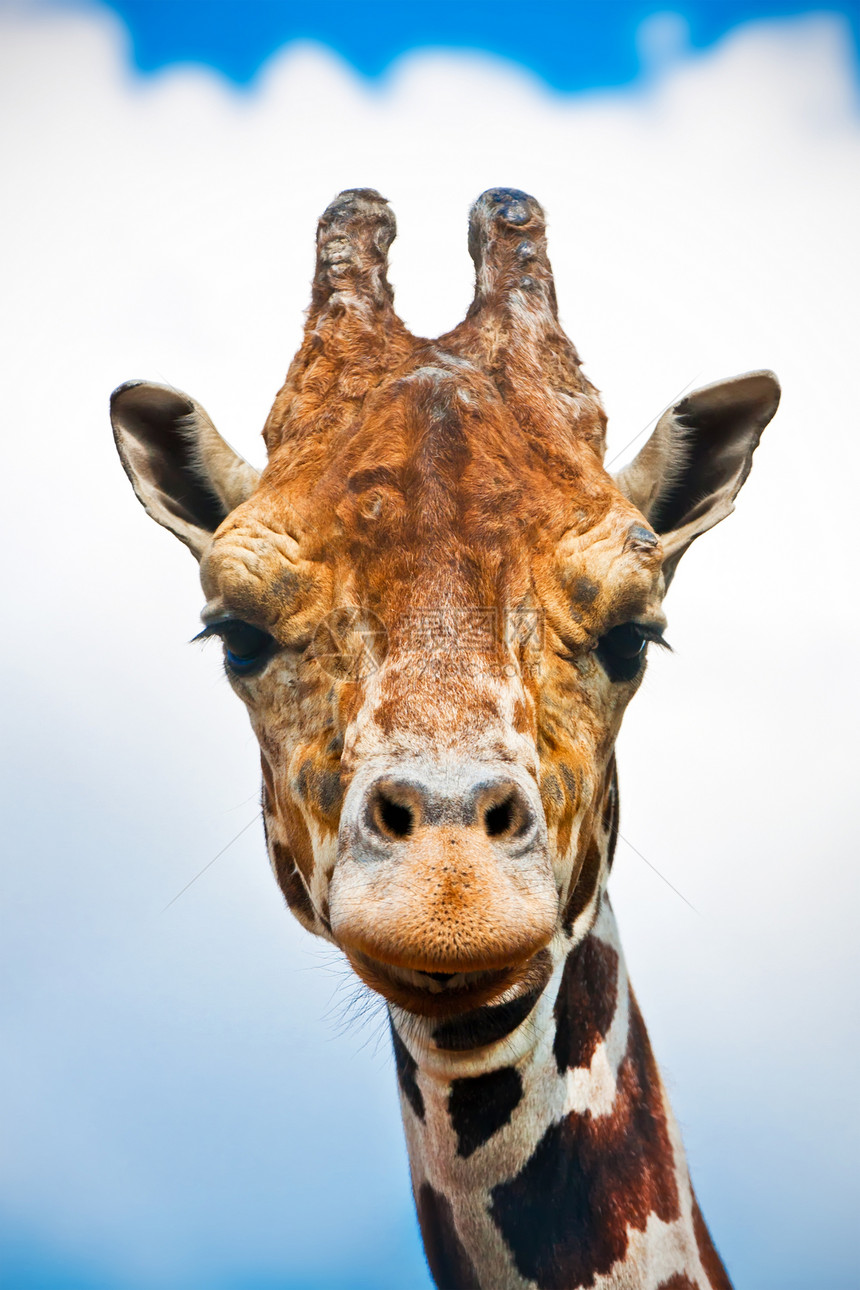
[{"x1": 348, "y1": 951, "x2": 518, "y2": 1018}]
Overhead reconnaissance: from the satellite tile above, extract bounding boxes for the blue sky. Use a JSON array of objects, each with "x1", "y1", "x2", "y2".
[
  {"x1": 93, "y1": 0, "x2": 860, "y2": 86},
  {"x1": 2, "y1": 3, "x2": 860, "y2": 1290}
]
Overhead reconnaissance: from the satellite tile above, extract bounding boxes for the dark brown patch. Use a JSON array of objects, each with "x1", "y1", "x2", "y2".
[
  {"x1": 290, "y1": 758, "x2": 343, "y2": 826},
  {"x1": 268, "y1": 836, "x2": 316, "y2": 925},
  {"x1": 560, "y1": 763, "x2": 577, "y2": 802},
  {"x1": 434, "y1": 984, "x2": 543, "y2": 1052},
  {"x1": 313, "y1": 767, "x2": 343, "y2": 818},
  {"x1": 260, "y1": 755, "x2": 275, "y2": 801},
  {"x1": 271, "y1": 567, "x2": 310, "y2": 611},
  {"x1": 317, "y1": 894, "x2": 331, "y2": 933},
  {"x1": 571, "y1": 575, "x2": 599, "y2": 606},
  {"x1": 449, "y1": 1066, "x2": 523, "y2": 1158},
  {"x1": 540, "y1": 768, "x2": 564, "y2": 809},
  {"x1": 277, "y1": 795, "x2": 316, "y2": 887},
  {"x1": 553, "y1": 935, "x2": 619, "y2": 1073},
  {"x1": 657, "y1": 1277, "x2": 697, "y2": 1290},
  {"x1": 602, "y1": 761, "x2": 620, "y2": 873},
  {"x1": 294, "y1": 760, "x2": 311, "y2": 801},
  {"x1": 390, "y1": 1021, "x2": 424, "y2": 1121},
  {"x1": 601, "y1": 759, "x2": 618, "y2": 832},
  {"x1": 416, "y1": 1181, "x2": 481, "y2": 1290},
  {"x1": 692, "y1": 1194, "x2": 734, "y2": 1289},
  {"x1": 491, "y1": 993, "x2": 680, "y2": 1289},
  {"x1": 562, "y1": 833, "x2": 603, "y2": 934}
]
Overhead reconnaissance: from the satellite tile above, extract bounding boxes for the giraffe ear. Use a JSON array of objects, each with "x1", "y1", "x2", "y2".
[
  {"x1": 614, "y1": 371, "x2": 780, "y2": 586},
  {"x1": 110, "y1": 381, "x2": 260, "y2": 559}
]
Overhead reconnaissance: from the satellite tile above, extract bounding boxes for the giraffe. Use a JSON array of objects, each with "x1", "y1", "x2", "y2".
[{"x1": 110, "y1": 188, "x2": 779, "y2": 1290}]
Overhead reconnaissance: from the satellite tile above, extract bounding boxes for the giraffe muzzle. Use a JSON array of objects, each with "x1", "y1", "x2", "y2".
[{"x1": 329, "y1": 759, "x2": 558, "y2": 999}]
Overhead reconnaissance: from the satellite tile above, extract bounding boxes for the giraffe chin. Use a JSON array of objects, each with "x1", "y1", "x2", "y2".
[{"x1": 347, "y1": 946, "x2": 553, "y2": 1020}]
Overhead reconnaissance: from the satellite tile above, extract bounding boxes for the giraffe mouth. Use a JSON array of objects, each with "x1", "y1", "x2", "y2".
[{"x1": 348, "y1": 951, "x2": 538, "y2": 1018}]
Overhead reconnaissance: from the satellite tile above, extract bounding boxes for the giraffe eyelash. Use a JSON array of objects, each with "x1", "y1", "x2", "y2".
[
  {"x1": 631, "y1": 623, "x2": 672, "y2": 651},
  {"x1": 191, "y1": 621, "x2": 226, "y2": 644},
  {"x1": 191, "y1": 618, "x2": 276, "y2": 676}
]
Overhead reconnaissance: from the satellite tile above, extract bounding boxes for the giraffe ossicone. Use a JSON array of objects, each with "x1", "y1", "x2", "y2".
[{"x1": 111, "y1": 187, "x2": 779, "y2": 1290}]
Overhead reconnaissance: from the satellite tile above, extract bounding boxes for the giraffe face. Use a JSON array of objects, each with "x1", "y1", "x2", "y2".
[
  {"x1": 112, "y1": 188, "x2": 779, "y2": 1038},
  {"x1": 196, "y1": 359, "x2": 665, "y2": 1018}
]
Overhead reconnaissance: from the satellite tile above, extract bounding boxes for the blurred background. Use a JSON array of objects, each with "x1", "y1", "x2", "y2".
[{"x1": 1, "y1": 2, "x2": 859, "y2": 1287}]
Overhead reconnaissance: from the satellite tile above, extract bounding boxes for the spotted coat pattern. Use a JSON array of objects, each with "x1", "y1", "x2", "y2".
[{"x1": 395, "y1": 829, "x2": 731, "y2": 1290}]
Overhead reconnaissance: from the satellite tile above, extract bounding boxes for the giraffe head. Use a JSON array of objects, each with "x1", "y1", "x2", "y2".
[{"x1": 112, "y1": 189, "x2": 778, "y2": 1038}]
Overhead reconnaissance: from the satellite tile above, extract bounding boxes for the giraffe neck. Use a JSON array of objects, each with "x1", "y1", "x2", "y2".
[{"x1": 390, "y1": 886, "x2": 732, "y2": 1289}]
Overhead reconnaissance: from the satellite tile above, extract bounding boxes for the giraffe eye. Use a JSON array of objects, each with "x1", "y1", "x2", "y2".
[
  {"x1": 195, "y1": 619, "x2": 275, "y2": 677},
  {"x1": 223, "y1": 621, "x2": 274, "y2": 675},
  {"x1": 596, "y1": 622, "x2": 667, "y2": 683}
]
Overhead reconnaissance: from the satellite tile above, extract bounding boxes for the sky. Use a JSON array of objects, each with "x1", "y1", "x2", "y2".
[
  {"x1": 1, "y1": 2, "x2": 859, "y2": 1288},
  {"x1": 53, "y1": 0, "x2": 860, "y2": 87}
]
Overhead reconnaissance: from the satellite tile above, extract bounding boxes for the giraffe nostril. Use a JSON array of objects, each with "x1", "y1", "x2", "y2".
[
  {"x1": 357, "y1": 771, "x2": 542, "y2": 853},
  {"x1": 480, "y1": 786, "x2": 535, "y2": 842},
  {"x1": 374, "y1": 792, "x2": 415, "y2": 840},
  {"x1": 484, "y1": 795, "x2": 515, "y2": 838}
]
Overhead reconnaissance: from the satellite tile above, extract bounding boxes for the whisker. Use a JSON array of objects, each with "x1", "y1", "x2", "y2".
[{"x1": 322, "y1": 961, "x2": 391, "y2": 1057}]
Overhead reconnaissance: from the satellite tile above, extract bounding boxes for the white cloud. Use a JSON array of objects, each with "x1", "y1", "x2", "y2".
[{"x1": 1, "y1": 8, "x2": 858, "y2": 1286}]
